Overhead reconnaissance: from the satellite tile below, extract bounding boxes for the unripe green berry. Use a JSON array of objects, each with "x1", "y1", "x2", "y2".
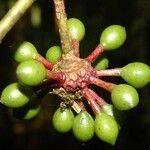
[
  {"x1": 46, "y1": 46, "x2": 62, "y2": 64},
  {"x1": 95, "y1": 57, "x2": 109, "y2": 70},
  {"x1": 101, "y1": 103, "x2": 126, "y2": 129},
  {"x1": 95, "y1": 113, "x2": 119, "y2": 145},
  {"x1": 0, "y1": 83, "x2": 32, "y2": 108},
  {"x1": 100, "y1": 25, "x2": 126, "y2": 50},
  {"x1": 121, "y1": 62, "x2": 150, "y2": 88},
  {"x1": 67, "y1": 18, "x2": 85, "y2": 41},
  {"x1": 72, "y1": 111, "x2": 94, "y2": 142},
  {"x1": 13, "y1": 105, "x2": 40, "y2": 120},
  {"x1": 22, "y1": 106, "x2": 40, "y2": 120},
  {"x1": 14, "y1": 41, "x2": 38, "y2": 63},
  {"x1": 111, "y1": 84, "x2": 139, "y2": 110},
  {"x1": 102, "y1": 104, "x2": 116, "y2": 117},
  {"x1": 52, "y1": 107, "x2": 74, "y2": 133},
  {"x1": 16, "y1": 59, "x2": 47, "y2": 86}
]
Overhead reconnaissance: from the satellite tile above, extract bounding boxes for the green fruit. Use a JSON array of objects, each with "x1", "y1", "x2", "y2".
[
  {"x1": 102, "y1": 104, "x2": 117, "y2": 117},
  {"x1": 101, "y1": 103, "x2": 126, "y2": 129},
  {"x1": 72, "y1": 111, "x2": 94, "y2": 142},
  {"x1": 16, "y1": 59, "x2": 47, "y2": 86},
  {"x1": 46, "y1": 46, "x2": 62, "y2": 64},
  {"x1": 52, "y1": 107, "x2": 74, "y2": 133},
  {"x1": 14, "y1": 41, "x2": 38, "y2": 63},
  {"x1": 0, "y1": 83, "x2": 32, "y2": 108},
  {"x1": 13, "y1": 105, "x2": 40, "y2": 120},
  {"x1": 100, "y1": 25, "x2": 126, "y2": 50},
  {"x1": 22, "y1": 106, "x2": 40, "y2": 120},
  {"x1": 95, "y1": 57, "x2": 109, "y2": 70},
  {"x1": 95, "y1": 113, "x2": 119, "y2": 145},
  {"x1": 121, "y1": 62, "x2": 150, "y2": 88},
  {"x1": 67, "y1": 18, "x2": 85, "y2": 41},
  {"x1": 111, "y1": 84, "x2": 139, "y2": 110}
]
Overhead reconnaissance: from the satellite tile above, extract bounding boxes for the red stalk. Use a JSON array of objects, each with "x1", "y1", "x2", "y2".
[
  {"x1": 90, "y1": 77, "x2": 115, "y2": 92},
  {"x1": 35, "y1": 54, "x2": 54, "y2": 70},
  {"x1": 87, "y1": 88, "x2": 106, "y2": 106},
  {"x1": 85, "y1": 44, "x2": 104, "y2": 63},
  {"x1": 96, "y1": 68, "x2": 121, "y2": 77},
  {"x1": 47, "y1": 71, "x2": 65, "y2": 83},
  {"x1": 82, "y1": 87, "x2": 101, "y2": 114}
]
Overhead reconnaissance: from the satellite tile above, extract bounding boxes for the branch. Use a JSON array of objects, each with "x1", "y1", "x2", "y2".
[
  {"x1": 0, "y1": 0, "x2": 35, "y2": 42},
  {"x1": 47, "y1": 71, "x2": 65, "y2": 83},
  {"x1": 87, "y1": 88, "x2": 106, "y2": 106},
  {"x1": 34, "y1": 54, "x2": 54, "y2": 70},
  {"x1": 53, "y1": 0, "x2": 72, "y2": 54},
  {"x1": 82, "y1": 87, "x2": 101, "y2": 114},
  {"x1": 96, "y1": 68, "x2": 121, "y2": 77},
  {"x1": 85, "y1": 44, "x2": 104, "y2": 63},
  {"x1": 71, "y1": 39, "x2": 80, "y2": 57},
  {"x1": 90, "y1": 77, "x2": 115, "y2": 92}
]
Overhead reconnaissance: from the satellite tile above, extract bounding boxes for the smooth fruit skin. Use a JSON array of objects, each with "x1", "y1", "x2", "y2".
[
  {"x1": 95, "y1": 57, "x2": 109, "y2": 70},
  {"x1": 111, "y1": 84, "x2": 139, "y2": 110},
  {"x1": 22, "y1": 106, "x2": 40, "y2": 120},
  {"x1": 95, "y1": 113, "x2": 119, "y2": 145},
  {"x1": 0, "y1": 83, "x2": 32, "y2": 108},
  {"x1": 102, "y1": 103, "x2": 117, "y2": 117},
  {"x1": 46, "y1": 46, "x2": 62, "y2": 64},
  {"x1": 14, "y1": 105, "x2": 40, "y2": 120},
  {"x1": 13, "y1": 104, "x2": 41, "y2": 120},
  {"x1": 67, "y1": 18, "x2": 85, "y2": 41},
  {"x1": 14, "y1": 41, "x2": 38, "y2": 63},
  {"x1": 72, "y1": 111, "x2": 94, "y2": 142},
  {"x1": 16, "y1": 59, "x2": 47, "y2": 86},
  {"x1": 52, "y1": 107, "x2": 74, "y2": 133},
  {"x1": 121, "y1": 62, "x2": 150, "y2": 88},
  {"x1": 101, "y1": 103, "x2": 126, "y2": 129},
  {"x1": 100, "y1": 25, "x2": 126, "y2": 50}
]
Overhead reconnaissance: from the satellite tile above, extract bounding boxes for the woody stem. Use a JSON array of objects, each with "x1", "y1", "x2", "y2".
[
  {"x1": 0, "y1": 0, "x2": 34, "y2": 42},
  {"x1": 53, "y1": 0, "x2": 72, "y2": 54}
]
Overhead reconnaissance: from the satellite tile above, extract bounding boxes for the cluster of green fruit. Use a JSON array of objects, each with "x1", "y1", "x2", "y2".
[
  {"x1": 52, "y1": 104, "x2": 125, "y2": 145},
  {"x1": 0, "y1": 18, "x2": 150, "y2": 145}
]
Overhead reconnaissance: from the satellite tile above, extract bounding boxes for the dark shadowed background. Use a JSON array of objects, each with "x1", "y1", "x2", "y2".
[{"x1": 0, "y1": 0, "x2": 150, "y2": 149}]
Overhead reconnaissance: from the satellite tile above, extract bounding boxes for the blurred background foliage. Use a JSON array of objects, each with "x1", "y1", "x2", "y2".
[{"x1": 0, "y1": 0, "x2": 150, "y2": 149}]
